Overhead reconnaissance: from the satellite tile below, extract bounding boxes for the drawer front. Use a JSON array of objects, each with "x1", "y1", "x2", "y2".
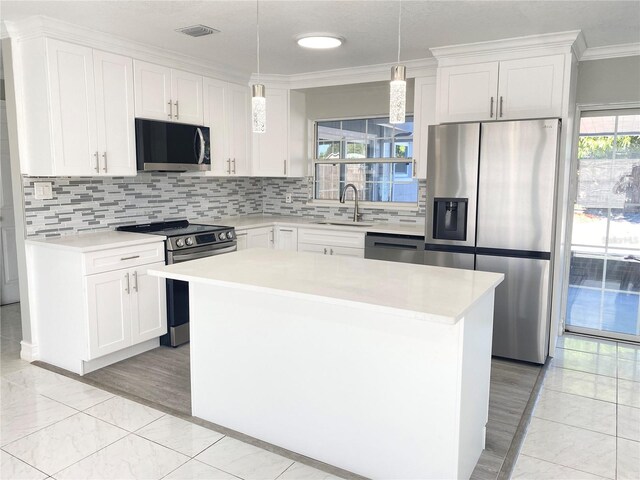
[
  {"x1": 297, "y1": 228, "x2": 365, "y2": 249},
  {"x1": 84, "y1": 242, "x2": 165, "y2": 275}
]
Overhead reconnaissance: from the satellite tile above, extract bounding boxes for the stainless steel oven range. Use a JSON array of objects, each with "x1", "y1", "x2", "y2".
[{"x1": 117, "y1": 220, "x2": 236, "y2": 347}]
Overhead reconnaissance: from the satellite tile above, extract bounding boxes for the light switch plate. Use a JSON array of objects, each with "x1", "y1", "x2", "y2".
[
  {"x1": 285, "y1": 193, "x2": 292, "y2": 204},
  {"x1": 34, "y1": 181, "x2": 53, "y2": 200}
]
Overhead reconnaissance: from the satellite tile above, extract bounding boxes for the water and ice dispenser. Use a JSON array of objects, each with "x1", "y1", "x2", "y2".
[{"x1": 432, "y1": 198, "x2": 468, "y2": 241}]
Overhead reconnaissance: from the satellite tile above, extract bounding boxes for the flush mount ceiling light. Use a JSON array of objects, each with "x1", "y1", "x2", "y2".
[
  {"x1": 252, "y1": 0, "x2": 266, "y2": 133},
  {"x1": 390, "y1": 0, "x2": 406, "y2": 125},
  {"x1": 175, "y1": 24, "x2": 220, "y2": 37},
  {"x1": 296, "y1": 35, "x2": 343, "y2": 49}
]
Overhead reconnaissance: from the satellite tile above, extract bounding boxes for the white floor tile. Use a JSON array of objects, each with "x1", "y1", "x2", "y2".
[
  {"x1": 617, "y1": 437, "x2": 640, "y2": 480},
  {"x1": 39, "y1": 380, "x2": 114, "y2": 411},
  {"x1": 533, "y1": 388, "x2": 616, "y2": 435},
  {"x1": 550, "y1": 349, "x2": 617, "y2": 377},
  {"x1": 196, "y1": 437, "x2": 293, "y2": 480},
  {"x1": 520, "y1": 418, "x2": 616, "y2": 479},
  {"x1": 618, "y1": 344, "x2": 640, "y2": 362},
  {"x1": 618, "y1": 405, "x2": 640, "y2": 442},
  {"x1": 0, "y1": 393, "x2": 76, "y2": 447},
  {"x1": 3, "y1": 412, "x2": 127, "y2": 475},
  {"x1": 557, "y1": 335, "x2": 618, "y2": 358},
  {"x1": 618, "y1": 379, "x2": 640, "y2": 409},
  {"x1": 1, "y1": 378, "x2": 38, "y2": 410},
  {"x1": 618, "y1": 359, "x2": 640, "y2": 382},
  {"x1": 3, "y1": 366, "x2": 76, "y2": 395},
  {"x1": 135, "y1": 415, "x2": 224, "y2": 457},
  {"x1": 278, "y1": 462, "x2": 343, "y2": 480},
  {"x1": 0, "y1": 450, "x2": 48, "y2": 480},
  {"x1": 162, "y1": 459, "x2": 238, "y2": 479},
  {"x1": 543, "y1": 366, "x2": 617, "y2": 403},
  {"x1": 511, "y1": 454, "x2": 607, "y2": 480},
  {"x1": 83, "y1": 395, "x2": 164, "y2": 432},
  {"x1": 54, "y1": 434, "x2": 188, "y2": 480}
]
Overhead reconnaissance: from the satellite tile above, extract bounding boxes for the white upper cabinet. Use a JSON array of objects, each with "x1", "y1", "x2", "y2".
[
  {"x1": 251, "y1": 88, "x2": 306, "y2": 177},
  {"x1": 93, "y1": 51, "x2": 136, "y2": 175},
  {"x1": 18, "y1": 38, "x2": 135, "y2": 176},
  {"x1": 46, "y1": 39, "x2": 99, "y2": 175},
  {"x1": 436, "y1": 54, "x2": 565, "y2": 123},
  {"x1": 134, "y1": 60, "x2": 203, "y2": 124},
  {"x1": 412, "y1": 76, "x2": 437, "y2": 179},
  {"x1": 496, "y1": 55, "x2": 565, "y2": 120},
  {"x1": 203, "y1": 78, "x2": 249, "y2": 176},
  {"x1": 437, "y1": 61, "x2": 499, "y2": 123}
]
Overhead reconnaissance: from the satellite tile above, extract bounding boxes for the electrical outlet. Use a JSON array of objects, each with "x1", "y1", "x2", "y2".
[
  {"x1": 285, "y1": 193, "x2": 293, "y2": 204},
  {"x1": 34, "y1": 182, "x2": 53, "y2": 200}
]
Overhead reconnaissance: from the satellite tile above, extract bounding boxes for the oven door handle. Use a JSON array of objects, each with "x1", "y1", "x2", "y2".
[
  {"x1": 195, "y1": 127, "x2": 205, "y2": 164},
  {"x1": 171, "y1": 245, "x2": 237, "y2": 263}
]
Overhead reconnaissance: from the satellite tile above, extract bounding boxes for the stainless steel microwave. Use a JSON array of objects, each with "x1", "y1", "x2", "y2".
[{"x1": 135, "y1": 119, "x2": 210, "y2": 172}]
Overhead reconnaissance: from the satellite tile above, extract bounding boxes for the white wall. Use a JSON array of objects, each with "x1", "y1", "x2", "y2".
[{"x1": 577, "y1": 55, "x2": 640, "y2": 105}]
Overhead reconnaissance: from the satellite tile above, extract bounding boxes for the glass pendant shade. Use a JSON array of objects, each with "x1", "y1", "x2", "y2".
[
  {"x1": 389, "y1": 65, "x2": 406, "y2": 124},
  {"x1": 252, "y1": 84, "x2": 266, "y2": 133}
]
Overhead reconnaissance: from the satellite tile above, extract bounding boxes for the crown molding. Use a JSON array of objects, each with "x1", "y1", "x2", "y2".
[
  {"x1": 2, "y1": 16, "x2": 250, "y2": 85},
  {"x1": 430, "y1": 30, "x2": 583, "y2": 65},
  {"x1": 251, "y1": 58, "x2": 437, "y2": 90},
  {"x1": 581, "y1": 42, "x2": 640, "y2": 61}
]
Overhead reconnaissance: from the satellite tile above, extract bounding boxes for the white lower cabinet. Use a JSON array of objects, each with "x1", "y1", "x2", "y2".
[
  {"x1": 297, "y1": 228, "x2": 365, "y2": 258},
  {"x1": 26, "y1": 239, "x2": 167, "y2": 375},
  {"x1": 275, "y1": 226, "x2": 298, "y2": 251},
  {"x1": 236, "y1": 227, "x2": 274, "y2": 250}
]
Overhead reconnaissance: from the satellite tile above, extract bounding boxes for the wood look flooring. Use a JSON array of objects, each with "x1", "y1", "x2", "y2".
[{"x1": 77, "y1": 346, "x2": 541, "y2": 480}]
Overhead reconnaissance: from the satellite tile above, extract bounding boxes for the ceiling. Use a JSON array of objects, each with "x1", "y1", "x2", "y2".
[{"x1": 1, "y1": 1, "x2": 639, "y2": 76}]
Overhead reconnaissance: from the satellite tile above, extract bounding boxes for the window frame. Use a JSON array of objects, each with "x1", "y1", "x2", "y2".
[{"x1": 311, "y1": 114, "x2": 419, "y2": 207}]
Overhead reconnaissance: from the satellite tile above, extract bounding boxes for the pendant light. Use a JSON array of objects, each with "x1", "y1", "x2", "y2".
[
  {"x1": 389, "y1": 0, "x2": 406, "y2": 124},
  {"x1": 252, "y1": 0, "x2": 266, "y2": 133}
]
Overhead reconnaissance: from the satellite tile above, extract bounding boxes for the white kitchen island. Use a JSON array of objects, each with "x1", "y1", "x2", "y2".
[{"x1": 150, "y1": 249, "x2": 503, "y2": 480}]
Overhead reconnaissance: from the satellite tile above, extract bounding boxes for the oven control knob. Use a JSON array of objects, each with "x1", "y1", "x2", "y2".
[
  {"x1": 176, "y1": 238, "x2": 185, "y2": 248},
  {"x1": 218, "y1": 233, "x2": 226, "y2": 240},
  {"x1": 185, "y1": 237, "x2": 194, "y2": 246}
]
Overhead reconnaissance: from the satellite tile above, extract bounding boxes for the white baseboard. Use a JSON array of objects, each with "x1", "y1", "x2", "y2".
[{"x1": 20, "y1": 341, "x2": 39, "y2": 362}]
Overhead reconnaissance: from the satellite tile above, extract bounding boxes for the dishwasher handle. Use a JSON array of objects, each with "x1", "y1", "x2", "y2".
[{"x1": 372, "y1": 241, "x2": 419, "y2": 250}]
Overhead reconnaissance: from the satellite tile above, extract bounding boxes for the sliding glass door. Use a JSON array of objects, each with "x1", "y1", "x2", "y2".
[{"x1": 566, "y1": 110, "x2": 640, "y2": 342}]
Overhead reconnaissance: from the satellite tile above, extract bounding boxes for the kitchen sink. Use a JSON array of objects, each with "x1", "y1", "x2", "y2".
[{"x1": 312, "y1": 221, "x2": 374, "y2": 227}]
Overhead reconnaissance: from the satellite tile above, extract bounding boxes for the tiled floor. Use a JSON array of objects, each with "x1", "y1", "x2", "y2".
[
  {"x1": 513, "y1": 334, "x2": 640, "y2": 480},
  {"x1": 0, "y1": 304, "x2": 342, "y2": 480}
]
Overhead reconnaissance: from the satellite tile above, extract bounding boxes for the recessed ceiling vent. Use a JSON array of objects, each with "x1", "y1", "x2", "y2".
[{"x1": 176, "y1": 25, "x2": 220, "y2": 38}]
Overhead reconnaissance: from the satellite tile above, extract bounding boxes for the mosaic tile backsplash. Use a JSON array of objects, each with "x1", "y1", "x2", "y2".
[{"x1": 23, "y1": 174, "x2": 426, "y2": 238}]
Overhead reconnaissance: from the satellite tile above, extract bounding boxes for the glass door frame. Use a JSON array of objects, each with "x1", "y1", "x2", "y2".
[{"x1": 560, "y1": 102, "x2": 640, "y2": 343}]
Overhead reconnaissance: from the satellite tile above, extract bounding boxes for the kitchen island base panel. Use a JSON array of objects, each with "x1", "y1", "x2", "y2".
[{"x1": 189, "y1": 283, "x2": 494, "y2": 480}]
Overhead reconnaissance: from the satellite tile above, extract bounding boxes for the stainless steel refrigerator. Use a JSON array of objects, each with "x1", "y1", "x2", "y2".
[{"x1": 424, "y1": 120, "x2": 560, "y2": 364}]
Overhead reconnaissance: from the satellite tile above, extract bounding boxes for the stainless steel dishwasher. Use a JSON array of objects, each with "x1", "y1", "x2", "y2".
[{"x1": 364, "y1": 233, "x2": 425, "y2": 264}]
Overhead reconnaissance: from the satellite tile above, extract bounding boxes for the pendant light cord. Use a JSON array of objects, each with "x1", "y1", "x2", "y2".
[
  {"x1": 396, "y1": 0, "x2": 402, "y2": 64},
  {"x1": 256, "y1": 0, "x2": 260, "y2": 82}
]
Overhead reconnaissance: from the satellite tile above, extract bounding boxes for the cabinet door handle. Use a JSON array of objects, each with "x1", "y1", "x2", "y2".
[
  {"x1": 227, "y1": 158, "x2": 231, "y2": 174},
  {"x1": 413, "y1": 159, "x2": 417, "y2": 178},
  {"x1": 125, "y1": 273, "x2": 130, "y2": 294},
  {"x1": 174, "y1": 101, "x2": 179, "y2": 119},
  {"x1": 132, "y1": 271, "x2": 138, "y2": 292},
  {"x1": 102, "y1": 152, "x2": 107, "y2": 172},
  {"x1": 283, "y1": 159, "x2": 287, "y2": 175},
  {"x1": 94, "y1": 151, "x2": 99, "y2": 172},
  {"x1": 323, "y1": 247, "x2": 327, "y2": 255},
  {"x1": 232, "y1": 158, "x2": 236, "y2": 174},
  {"x1": 120, "y1": 255, "x2": 140, "y2": 261},
  {"x1": 490, "y1": 96, "x2": 494, "y2": 118},
  {"x1": 330, "y1": 248, "x2": 334, "y2": 255},
  {"x1": 499, "y1": 96, "x2": 504, "y2": 117},
  {"x1": 168, "y1": 100, "x2": 173, "y2": 119}
]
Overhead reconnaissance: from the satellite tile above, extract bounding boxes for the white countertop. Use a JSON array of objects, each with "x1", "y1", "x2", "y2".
[
  {"x1": 193, "y1": 214, "x2": 426, "y2": 237},
  {"x1": 25, "y1": 231, "x2": 166, "y2": 252},
  {"x1": 150, "y1": 248, "x2": 503, "y2": 324}
]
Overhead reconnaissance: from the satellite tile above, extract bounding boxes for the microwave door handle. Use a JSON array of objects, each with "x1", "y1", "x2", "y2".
[{"x1": 195, "y1": 128, "x2": 205, "y2": 164}]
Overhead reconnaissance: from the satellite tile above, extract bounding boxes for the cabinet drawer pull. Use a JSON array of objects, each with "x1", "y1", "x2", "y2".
[
  {"x1": 323, "y1": 247, "x2": 327, "y2": 255},
  {"x1": 330, "y1": 248, "x2": 334, "y2": 255},
  {"x1": 102, "y1": 152, "x2": 107, "y2": 172},
  {"x1": 499, "y1": 96, "x2": 503, "y2": 117},
  {"x1": 168, "y1": 100, "x2": 173, "y2": 119},
  {"x1": 174, "y1": 101, "x2": 179, "y2": 119},
  {"x1": 490, "y1": 96, "x2": 494, "y2": 118},
  {"x1": 132, "y1": 271, "x2": 138, "y2": 292},
  {"x1": 94, "y1": 151, "x2": 99, "y2": 172},
  {"x1": 120, "y1": 255, "x2": 140, "y2": 261},
  {"x1": 125, "y1": 272, "x2": 130, "y2": 294}
]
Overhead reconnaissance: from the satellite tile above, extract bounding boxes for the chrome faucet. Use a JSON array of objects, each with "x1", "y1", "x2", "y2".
[{"x1": 340, "y1": 183, "x2": 363, "y2": 222}]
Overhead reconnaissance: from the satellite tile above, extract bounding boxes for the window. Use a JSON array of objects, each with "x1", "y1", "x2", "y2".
[{"x1": 314, "y1": 116, "x2": 418, "y2": 203}]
